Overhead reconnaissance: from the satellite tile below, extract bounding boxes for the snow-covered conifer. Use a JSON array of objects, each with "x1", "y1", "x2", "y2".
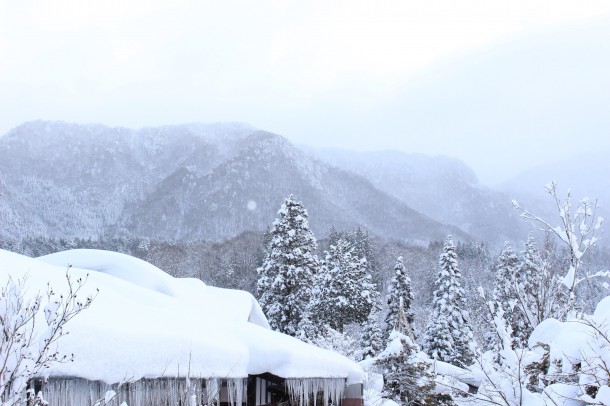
[
  {"x1": 376, "y1": 327, "x2": 436, "y2": 405},
  {"x1": 493, "y1": 243, "x2": 519, "y2": 312},
  {"x1": 350, "y1": 227, "x2": 379, "y2": 279},
  {"x1": 517, "y1": 234, "x2": 567, "y2": 327},
  {"x1": 491, "y1": 242, "x2": 529, "y2": 349},
  {"x1": 423, "y1": 236, "x2": 477, "y2": 368},
  {"x1": 310, "y1": 237, "x2": 378, "y2": 333},
  {"x1": 385, "y1": 256, "x2": 415, "y2": 340},
  {"x1": 327, "y1": 226, "x2": 342, "y2": 250},
  {"x1": 257, "y1": 195, "x2": 319, "y2": 337},
  {"x1": 360, "y1": 298, "x2": 384, "y2": 359}
]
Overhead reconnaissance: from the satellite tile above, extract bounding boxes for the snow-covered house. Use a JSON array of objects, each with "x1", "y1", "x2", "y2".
[{"x1": 0, "y1": 249, "x2": 364, "y2": 406}]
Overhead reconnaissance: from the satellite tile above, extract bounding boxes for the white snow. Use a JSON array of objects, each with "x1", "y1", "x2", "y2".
[
  {"x1": 521, "y1": 294, "x2": 610, "y2": 405},
  {"x1": 39, "y1": 249, "x2": 177, "y2": 296},
  {"x1": 0, "y1": 249, "x2": 363, "y2": 385}
]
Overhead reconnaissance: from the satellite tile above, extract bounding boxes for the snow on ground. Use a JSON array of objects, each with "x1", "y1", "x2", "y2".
[{"x1": 0, "y1": 249, "x2": 363, "y2": 385}]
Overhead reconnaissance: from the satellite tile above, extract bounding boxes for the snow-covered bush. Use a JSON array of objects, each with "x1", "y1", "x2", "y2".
[
  {"x1": 469, "y1": 299, "x2": 545, "y2": 405},
  {"x1": 467, "y1": 290, "x2": 610, "y2": 405},
  {"x1": 530, "y1": 297, "x2": 610, "y2": 405},
  {"x1": 0, "y1": 271, "x2": 94, "y2": 405}
]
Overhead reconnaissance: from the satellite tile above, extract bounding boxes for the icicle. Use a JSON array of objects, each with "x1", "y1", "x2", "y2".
[
  {"x1": 39, "y1": 377, "x2": 207, "y2": 406},
  {"x1": 227, "y1": 378, "x2": 247, "y2": 406},
  {"x1": 285, "y1": 378, "x2": 345, "y2": 406},
  {"x1": 206, "y1": 378, "x2": 220, "y2": 406}
]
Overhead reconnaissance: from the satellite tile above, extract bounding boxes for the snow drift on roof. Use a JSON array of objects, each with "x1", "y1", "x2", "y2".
[{"x1": 0, "y1": 249, "x2": 363, "y2": 385}]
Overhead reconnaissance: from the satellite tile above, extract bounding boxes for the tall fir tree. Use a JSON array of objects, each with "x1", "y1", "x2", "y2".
[
  {"x1": 257, "y1": 195, "x2": 319, "y2": 337},
  {"x1": 385, "y1": 256, "x2": 415, "y2": 340},
  {"x1": 310, "y1": 237, "x2": 379, "y2": 333},
  {"x1": 350, "y1": 227, "x2": 380, "y2": 280},
  {"x1": 423, "y1": 236, "x2": 477, "y2": 368},
  {"x1": 491, "y1": 242, "x2": 529, "y2": 349},
  {"x1": 360, "y1": 297, "x2": 384, "y2": 359},
  {"x1": 493, "y1": 242, "x2": 519, "y2": 311}
]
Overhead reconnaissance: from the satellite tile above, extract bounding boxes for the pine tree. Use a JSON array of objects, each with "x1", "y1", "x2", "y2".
[
  {"x1": 385, "y1": 256, "x2": 415, "y2": 340},
  {"x1": 423, "y1": 236, "x2": 477, "y2": 368},
  {"x1": 257, "y1": 195, "x2": 319, "y2": 337},
  {"x1": 310, "y1": 237, "x2": 378, "y2": 333}
]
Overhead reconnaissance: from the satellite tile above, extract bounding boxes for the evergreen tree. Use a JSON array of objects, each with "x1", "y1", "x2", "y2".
[
  {"x1": 350, "y1": 227, "x2": 380, "y2": 280},
  {"x1": 295, "y1": 312, "x2": 320, "y2": 344},
  {"x1": 491, "y1": 242, "x2": 529, "y2": 349},
  {"x1": 327, "y1": 226, "x2": 342, "y2": 250},
  {"x1": 514, "y1": 236, "x2": 539, "y2": 347},
  {"x1": 310, "y1": 237, "x2": 378, "y2": 332},
  {"x1": 376, "y1": 306, "x2": 441, "y2": 405},
  {"x1": 360, "y1": 297, "x2": 384, "y2": 359},
  {"x1": 423, "y1": 236, "x2": 477, "y2": 368},
  {"x1": 493, "y1": 242, "x2": 519, "y2": 313},
  {"x1": 517, "y1": 234, "x2": 568, "y2": 330},
  {"x1": 385, "y1": 256, "x2": 415, "y2": 339},
  {"x1": 257, "y1": 195, "x2": 319, "y2": 337}
]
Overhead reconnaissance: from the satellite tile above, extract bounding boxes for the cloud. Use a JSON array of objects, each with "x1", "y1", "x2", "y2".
[{"x1": 1, "y1": 0, "x2": 609, "y2": 184}]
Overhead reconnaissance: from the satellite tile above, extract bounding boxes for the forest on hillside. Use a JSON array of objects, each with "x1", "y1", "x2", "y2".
[{"x1": 3, "y1": 183, "x2": 610, "y2": 404}]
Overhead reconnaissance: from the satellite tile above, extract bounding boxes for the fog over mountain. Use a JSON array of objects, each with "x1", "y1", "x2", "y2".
[
  {"x1": 2, "y1": 120, "x2": 607, "y2": 248},
  {"x1": 2, "y1": 7, "x2": 609, "y2": 190},
  {"x1": 0, "y1": 120, "x2": 469, "y2": 244},
  {"x1": 304, "y1": 148, "x2": 528, "y2": 244},
  {"x1": 499, "y1": 149, "x2": 610, "y2": 244}
]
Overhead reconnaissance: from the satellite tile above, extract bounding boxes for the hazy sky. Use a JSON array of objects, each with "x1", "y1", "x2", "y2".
[{"x1": 1, "y1": 1, "x2": 609, "y2": 185}]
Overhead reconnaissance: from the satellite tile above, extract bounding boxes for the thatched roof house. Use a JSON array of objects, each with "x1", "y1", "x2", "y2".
[{"x1": 0, "y1": 249, "x2": 363, "y2": 406}]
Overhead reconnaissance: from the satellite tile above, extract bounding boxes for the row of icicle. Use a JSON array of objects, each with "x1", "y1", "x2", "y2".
[{"x1": 39, "y1": 377, "x2": 344, "y2": 406}]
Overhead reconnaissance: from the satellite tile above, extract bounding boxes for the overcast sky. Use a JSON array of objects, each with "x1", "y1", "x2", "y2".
[{"x1": 1, "y1": 1, "x2": 609, "y2": 185}]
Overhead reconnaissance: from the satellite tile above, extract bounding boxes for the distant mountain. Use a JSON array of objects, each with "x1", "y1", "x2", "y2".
[
  {"x1": 304, "y1": 148, "x2": 527, "y2": 244},
  {"x1": 0, "y1": 121, "x2": 254, "y2": 240},
  {"x1": 0, "y1": 121, "x2": 467, "y2": 244},
  {"x1": 499, "y1": 149, "x2": 610, "y2": 245}
]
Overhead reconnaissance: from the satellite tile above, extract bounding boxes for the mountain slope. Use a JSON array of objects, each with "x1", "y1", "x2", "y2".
[
  {"x1": 128, "y1": 131, "x2": 467, "y2": 242},
  {"x1": 0, "y1": 121, "x2": 255, "y2": 239},
  {"x1": 0, "y1": 121, "x2": 467, "y2": 243},
  {"x1": 306, "y1": 148, "x2": 527, "y2": 243}
]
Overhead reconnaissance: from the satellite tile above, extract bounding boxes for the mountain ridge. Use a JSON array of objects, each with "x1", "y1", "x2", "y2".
[
  {"x1": 304, "y1": 146, "x2": 527, "y2": 243},
  {"x1": 0, "y1": 120, "x2": 469, "y2": 244}
]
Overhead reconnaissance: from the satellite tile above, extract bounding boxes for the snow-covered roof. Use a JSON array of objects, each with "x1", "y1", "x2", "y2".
[{"x1": 0, "y1": 249, "x2": 363, "y2": 385}]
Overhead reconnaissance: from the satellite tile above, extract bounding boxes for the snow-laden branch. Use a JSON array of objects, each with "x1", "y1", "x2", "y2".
[
  {"x1": 0, "y1": 269, "x2": 96, "y2": 405},
  {"x1": 513, "y1": 181, "x2": 604, "y2": 311}
]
